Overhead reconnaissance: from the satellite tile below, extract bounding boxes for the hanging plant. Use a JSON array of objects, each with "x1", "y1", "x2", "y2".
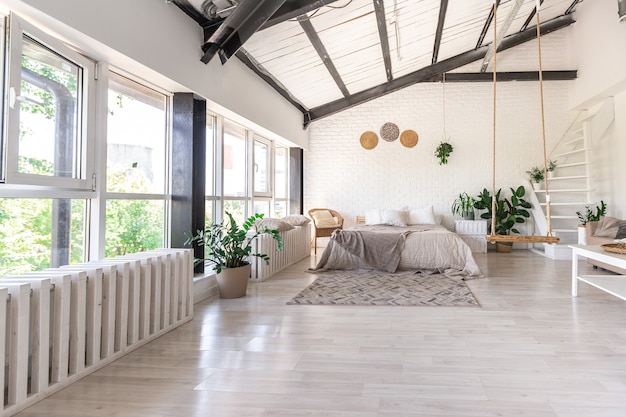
[{"x1": 435, "y1": 141, "x2": 454, "y2": 165}]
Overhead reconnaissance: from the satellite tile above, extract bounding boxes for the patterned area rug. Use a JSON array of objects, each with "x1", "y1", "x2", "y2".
[{"x1": 287, "y1": 270, "x2": 480, "y2": 307}]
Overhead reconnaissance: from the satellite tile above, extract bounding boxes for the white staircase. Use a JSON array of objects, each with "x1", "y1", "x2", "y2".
[{"x1": 529, "y1": 98, "x2": 614, "y2": 259}]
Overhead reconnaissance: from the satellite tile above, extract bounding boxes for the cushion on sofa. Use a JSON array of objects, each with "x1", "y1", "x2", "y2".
[
  {"x1": 593, "y1": 216, "x2": 621, "y2": 238},
  {"x1": 255, "y1": 218, "x2": 294, "y2": 232},
  {"x1": 282, "y1": 214, "x2": 310, "y2": 226},
  {"x1": 616, "y1": 221, "x2": 626, "y2": 239}
]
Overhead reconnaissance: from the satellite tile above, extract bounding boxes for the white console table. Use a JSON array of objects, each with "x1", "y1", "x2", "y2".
[{"x1": 569, "y1": 244, "x2": 626, "y2": 300}]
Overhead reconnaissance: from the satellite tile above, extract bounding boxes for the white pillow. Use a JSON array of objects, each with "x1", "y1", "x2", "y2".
[
  {"x1": 365, "y1": 209, "x2": 383, "y2": 225},
  {"x1": 282, "y1": 214, "x2": 311, "y2": 226},
  {"x1": 311, "y1": 210, "x2": 338, "y2": 227},
  {"x1": 407, "y1": 206, "x2": 437, "y2": 225},
  {"x1": 255, "y1": 218, "x2": 294, "y2": 232},
  {"x1": 380, "y1": 209, "x2": 408, "y2": 227}
]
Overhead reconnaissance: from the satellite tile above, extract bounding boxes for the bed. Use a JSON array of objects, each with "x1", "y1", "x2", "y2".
[{"x1": 310, "y1": 208, "x2": 483, "y2": 277}]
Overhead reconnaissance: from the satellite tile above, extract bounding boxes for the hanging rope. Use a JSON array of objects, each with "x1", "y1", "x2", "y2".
[{"x1": 487, "y1": 0, "x2": 559, "y2": 245}]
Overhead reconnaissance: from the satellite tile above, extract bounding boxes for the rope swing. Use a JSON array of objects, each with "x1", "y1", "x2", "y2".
[{"x1": 487, "y1": 0, "x2": 560, "y2": 245}]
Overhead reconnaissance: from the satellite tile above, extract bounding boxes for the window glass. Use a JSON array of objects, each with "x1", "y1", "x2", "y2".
[
  {"x1": 223, "y1": 200, "x2": 245, "y2": 226},
  {"x1": 253, "y1": 200, "x2": 270, "y2": 218},
  {"x1": 275, "y1": 146, "x2": 288, "y2": 199},
  {"x1": 273, "y1": 201, "x2": 287, "y2": 218},
  {"x1": 105, "y1": 199, "x2": 164, "y2": 257},
  {"x1": 0, "y1": 198, "x2": 86, "y2": 275},
  {"x1": 10, "y1": 35, "x2": 86, "y2": 184},
  {"x1": 107, "y1": 72, "x2": 167, "y2": 194},
  {"x1": 254, "y1": 139, "x2": 270, "y2": 194},
  {"x1": 205, "y1": 116, "x2": 215, "y2": 196},
  {"x1": 223, "y1": 122, "x2": 246, "y2": 197}
]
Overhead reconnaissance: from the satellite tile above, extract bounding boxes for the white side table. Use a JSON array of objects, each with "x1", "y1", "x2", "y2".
[{"x1": 454, "y1": 220, "x2": 488, "y2": 254}]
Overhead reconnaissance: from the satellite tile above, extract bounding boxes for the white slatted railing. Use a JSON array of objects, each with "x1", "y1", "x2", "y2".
[
  {"x1": 250, "y1": 224, "x2": 311, "y2": 280},
  {"x1": 0, "y1": 248, "x2": 193, "y2": 417}
]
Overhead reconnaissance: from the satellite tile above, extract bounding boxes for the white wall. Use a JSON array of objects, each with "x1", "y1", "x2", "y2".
[
  {"x1": 571, "y1": 1, "x2": 626, "y2": 217},
  {"x1": 2, "y1": 0, "x2": 309, "y2": 148},
  {"x1": 305, "y1": 80, "x2": 572, "y2": 229}
]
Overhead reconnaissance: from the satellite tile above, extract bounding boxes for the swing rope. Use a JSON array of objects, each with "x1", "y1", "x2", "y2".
[{"x1": 487, "y1": 0, "x2": 559, "y2": 245}]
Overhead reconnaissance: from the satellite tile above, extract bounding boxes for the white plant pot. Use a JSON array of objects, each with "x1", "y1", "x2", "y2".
[
  {"x1": 578, "y1": 226, "x2": 587, "y2": 245},
  {"x1": 532, "y1": 182, "x2": 543, "y2": 190}
]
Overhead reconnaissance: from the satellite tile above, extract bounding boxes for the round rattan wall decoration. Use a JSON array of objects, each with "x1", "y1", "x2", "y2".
[
  {"x1": 360, "y1": 131, "x2": 378, "y2": 150},
  {"x1": 400, "y1": 130, "x2": 418, "y2": 148},
  {"x1": 380, "y1": 122, "x2": 399, "y2": 142}
]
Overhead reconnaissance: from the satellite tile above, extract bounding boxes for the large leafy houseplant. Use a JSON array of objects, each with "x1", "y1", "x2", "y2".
[
  {"x1": 474, "y1": 186, "x2": 531, "y2": 236},
  {"x1": 185, "y1": 212, "x2": 283, "y2": 274}
]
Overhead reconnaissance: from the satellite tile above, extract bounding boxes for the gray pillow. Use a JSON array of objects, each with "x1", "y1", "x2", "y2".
[
  {"x1": 281, "y1": 214, "x2": 311, "y2": 226},
  {"x1": 616, "y1": 220, "x2": 626, "y2": 239},
  {"x1": 255, "y1": 218, "x2": 294, "y2": 232},
  {"x1": 593, "y1": 216, "x2": 621, "y2": 238}
]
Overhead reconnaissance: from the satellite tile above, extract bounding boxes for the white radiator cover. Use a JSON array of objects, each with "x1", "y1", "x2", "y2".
[
  {"x1": 0, "y1": 248, "x2": 194, "y2": 417},
  {"x1": 250, "y1": 224, "x2": 311, "y2": 281}
]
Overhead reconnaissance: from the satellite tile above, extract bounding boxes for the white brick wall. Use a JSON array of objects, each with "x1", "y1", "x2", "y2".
[{"x1": 305, "y1": 80, "x2": 573, "y2": 230}]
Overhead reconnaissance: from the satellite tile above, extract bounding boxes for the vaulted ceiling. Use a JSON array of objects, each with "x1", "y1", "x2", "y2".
[{"x1": 171, "y1": 0, "x2": 581, "y2": 128}]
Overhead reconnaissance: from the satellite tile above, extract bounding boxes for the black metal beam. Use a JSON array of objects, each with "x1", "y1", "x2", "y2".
[
  {"x1": 235, "y1": 49, "x2": 309, "y2": 113},
  {"x1": 565, "y1": 0, "x2": 583, "y2": 15},
  {"x1": 432, "y1": 0, "x2": 449, "y2": 64},
  {"x1": 201, "y1": 0, "x2": 287, "y2": 64},
  {"x1": 520, "y1": 0, "x2": 544, "y2": 31},
  {"x1": 476, "y1": 0, "x2": 500, "y2": 49},
  {"x1": 171, "y1": 0, "x2": 211, "y2": 26},
  {"x1": 422, "y1": 71, "x2": 577, "y2": 83},
  {"x1": 373, "y1": 0, "x2": 393, "y2": 81},
  {"x1": 298, "y1": 15, "x2": 350, "y2": 97},
  {"x1": 262, "y1": 0, "x2": 343, "y2": 29},
  {"x1": 305, "y1": 14, "x2": 575, "y2": 125}
]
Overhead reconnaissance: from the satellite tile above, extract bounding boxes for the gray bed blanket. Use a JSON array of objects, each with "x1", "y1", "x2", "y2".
[{"x1": 313, "y1": 229, "x2": 409, "y2": 273}]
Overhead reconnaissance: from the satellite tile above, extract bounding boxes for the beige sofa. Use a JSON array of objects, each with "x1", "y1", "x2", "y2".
[{"x1": 585, "y1": 221, "x2": 626, "y2": 275}]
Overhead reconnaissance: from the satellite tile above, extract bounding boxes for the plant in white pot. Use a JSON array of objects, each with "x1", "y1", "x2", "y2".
[
  {"x1": 185, "y1": 212, "x2": 283, "y2": 298},
  {"x1": 526, "y1": 166, "x2": 545, "y2": 190},
  {"x1": 451, "y1": 192, "x2": 476, "y2": 220}
]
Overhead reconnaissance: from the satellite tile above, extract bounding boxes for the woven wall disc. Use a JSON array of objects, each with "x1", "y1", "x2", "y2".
[
  {"x1": 400, "y1": 130, "x2": 419, "y2": 148},
  {"x1": 380, "y1": 122, "x2": 399, "y2": 141},
  {"x1": 360, "y1": 131, "x2": 378, "y2": 150}
]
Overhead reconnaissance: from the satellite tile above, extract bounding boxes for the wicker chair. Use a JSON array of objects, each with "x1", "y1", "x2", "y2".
[{"x1": 308, "y1": 208, "x2": 344, "y2": 254}]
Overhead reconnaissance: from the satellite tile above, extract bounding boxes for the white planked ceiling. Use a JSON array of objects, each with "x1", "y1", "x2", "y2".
[{"x1": 173, "y1": 0, "x2": 580, "y2": 124}]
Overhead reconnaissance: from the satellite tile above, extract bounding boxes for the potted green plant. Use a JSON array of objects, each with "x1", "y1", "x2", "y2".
[
  {"x1": 547, "y1": 159, "x2": 557, "y2": 178},
  {"x1": 435, "y1": 142, "x2": 454, "y2": 165},
  {"x1": 185, "y1": 212, "x2": 283, "y2": 298},
  {"x1": 575, "y1": 200, "x2": 606, "y2": 244},
  {"x1": 526, "y1": 166, "x2": 545, "y2": 189},
  {"x1": 451, "y1": 192, "x2": 476, "y2": 220},
  {"x1": 474, "y1": 186, "x2": 531, "y2": 252}
]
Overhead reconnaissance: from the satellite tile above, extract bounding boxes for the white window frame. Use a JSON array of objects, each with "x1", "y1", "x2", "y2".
[
  {"x1": 3, "y1": 13, "x2": 96, "y2": 190},
  {"x1": 253, "y1": 135, "x2": 272, "y2": 198}
]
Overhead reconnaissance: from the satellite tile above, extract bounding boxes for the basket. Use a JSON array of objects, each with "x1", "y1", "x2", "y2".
[
  {"x1": 400, "y1": 130, "x2": 418, "y2": 148},
  {"x1": 359, "y1": 131, "x2": 378, "y2": 150},
  {"x1": 601, "y1": 243, "x2": 626, "y2": 255}
]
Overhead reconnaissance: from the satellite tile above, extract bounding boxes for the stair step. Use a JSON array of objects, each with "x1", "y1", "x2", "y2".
[
  {"x1": 556, "y1": 161, "x2": 588, "y2": 168},
  {"x1": 533, "y1": 188, "x2": 591, "y2": 193},
  {"x1": 563, "y1": 135, "x2": 584, "y2": 145},
  {"x1": 547, "y1": 175, "x2": 588, "y2": 181},
  {"x1": 553, "y1": 148, "x2": 590, "y2": 158},
  {"x1": 550, "y1": 215, "x2": 579, "y2": 219},
  {"x1": 553, "y1": 228, "x2": 578, "y2": 233},
  {"x1": 539, "y1": 202, "x2": 592, "y2": 206}
]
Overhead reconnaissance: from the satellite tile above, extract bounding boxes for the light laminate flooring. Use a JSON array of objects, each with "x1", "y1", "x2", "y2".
[{"x1": 15, "y1": 250, "x2": 626, "y2": 417}]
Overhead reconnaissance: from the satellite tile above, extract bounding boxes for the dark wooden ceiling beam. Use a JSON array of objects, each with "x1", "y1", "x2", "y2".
[
  {"x1": 171, "y1": 0, "x2": 211, "y2": 26},
  {"x1": 565, "y1": 0, "x2": 584, "y2": 15},
  {"x1": 305, "y1": 14, "x2": 575, "y2": 126},
  {"x1": 298, "y1": 15, "x2": 350, "y2": 97},
  {"x1": 374, "y1": 0, "x2": 393, "y2": 81},
  {"x1": 520, "y1": 0, "x2": 544, "y2": 31},
  {"x1": 262, "y1": 0, "x2": 343, "y2": 29},
  {"x1": 235, "y1": 49, "x2": 309, "y2": 113},
  {"x1": 423, "y1": 71, "x2": 577, "y2": 83},
  {"x1": 476, "y1": 0, "x2": 500, "y2": 49},
  {"x1": 432, "y1": 0, "x2": 449, "y2": 64}
]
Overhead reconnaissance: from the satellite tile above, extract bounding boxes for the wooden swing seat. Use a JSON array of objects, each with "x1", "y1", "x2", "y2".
[{"x1": 486, "y1": 234, "x2": 560, "y2": 244}]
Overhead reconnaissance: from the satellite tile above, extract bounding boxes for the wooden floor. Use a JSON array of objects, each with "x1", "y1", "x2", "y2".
[{"x1": 15, "y1": 250, "x2": 626, "y2": 417}]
